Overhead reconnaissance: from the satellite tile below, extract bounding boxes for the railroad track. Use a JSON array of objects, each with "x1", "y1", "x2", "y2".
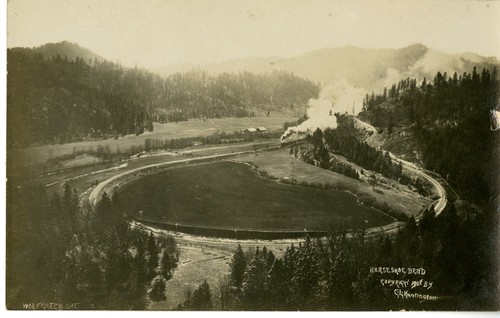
[{"x1": 86, "y1": 121, "x2": 450, "y2": 251}]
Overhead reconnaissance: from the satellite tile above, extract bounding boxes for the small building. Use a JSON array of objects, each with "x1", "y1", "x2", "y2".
[
  {"x1": 256, "y1": 127, "x2": 267, "y2": 132},
  {"x1": 244, "y1": 127, "x2": 258, "y2": 133}
]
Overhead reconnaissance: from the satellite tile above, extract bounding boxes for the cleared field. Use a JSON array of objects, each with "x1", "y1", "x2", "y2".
[
  {"x1": 119, "y1": 161, "x2": 395, "y2": 231},
  {"x1": 10, "y1": 116, "x2": 294, "y2": 164},
  {"x1": 239, "y1": 149, "x2": 430, "y2": 217},
  {"x1": 149, "y1": 246, "x2": 231, "y2": 310}
]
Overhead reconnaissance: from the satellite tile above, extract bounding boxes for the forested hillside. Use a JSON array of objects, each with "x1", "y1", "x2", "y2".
[
  {"x1": 8, "y1": 50, "x2": 155, "y2": 147},
  {"x1": 6, "y1": 183, "x2": 180, "y2": 309},
  {"x1": 358, "y1": 68, "x2": 499, "y2": 202},
  {"x1": 7, "y1": 43, "x2": 319, "y2": 148}
]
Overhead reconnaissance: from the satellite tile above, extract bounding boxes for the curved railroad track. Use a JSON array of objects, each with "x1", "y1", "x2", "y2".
[
  {"x1": 86, "y1": 119, "x2": 449, "y2": 248},
  {"x1": 354, "y1": 118, "x2": 447, "y2": 217}
]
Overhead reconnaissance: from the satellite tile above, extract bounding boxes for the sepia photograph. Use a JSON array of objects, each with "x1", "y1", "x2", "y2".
[{"x1": 4, "y1": 0, "x2": 500, "y2": 311}]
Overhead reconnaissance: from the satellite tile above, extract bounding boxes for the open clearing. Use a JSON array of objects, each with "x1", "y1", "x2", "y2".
[
  {"x1": 10, "y1": 115, "x2": 294, "y2": 164},
  {"x1": 239, "y1": 149, "x2": 430, "y2": 217},
  {"x1": 119, "y1": 161, "x2": 395, "y2": 231},
  {"x1": 149, "y1": 246, "x2": 231, "y2": 310}
]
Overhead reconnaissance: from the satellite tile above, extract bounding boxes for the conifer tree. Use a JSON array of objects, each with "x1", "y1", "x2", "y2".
[
  {"x1": 291, "y1": 236, "x2": 319, "y2": 308},
  {"x1": 229, "y1": 244, "x2": 246, "y2": 288},
  {"x1": 131, "y1": 237, "x2": 148, "y2": 309},
  {"x1": 160, "y1": 248, "x2": 178, "y2": 281},
  {"x1": 265, "y1": 258, "x2": 286, "y2": 310},
  {"x1": 149, "y1": 275, "x2": 167, "y2": 301},
  {"x1": 147, "y1": 232, "x2": 159, "y2": 280},
  {"x1": 180, "y1": 281, "x2": 213, "y2": 310},
  {"x1": 242, "y1": 247, "x2": 267, "y2": 309}
]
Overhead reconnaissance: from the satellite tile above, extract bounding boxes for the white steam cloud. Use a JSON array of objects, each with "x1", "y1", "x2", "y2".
[
  {"x1": 410, "y1": 50, "x2": 464, "y2": 77},
  {"x1": 281, "y1": 80, "x2": 365, "y2": 140},
  {"x1": 384, "y1": 51, "x2": 466, "y2": 88}
]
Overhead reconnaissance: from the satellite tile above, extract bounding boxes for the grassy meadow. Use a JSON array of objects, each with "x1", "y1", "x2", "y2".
[{"x1": 119, "y1": 161, "x2": 395, "y2": 231}]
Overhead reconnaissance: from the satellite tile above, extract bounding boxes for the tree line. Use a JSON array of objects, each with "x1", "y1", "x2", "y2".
[
  {"x1": 183, "y1": 202, "x2": 496, "y2": 310},
  {"x1": 6, "y1": 182, "x2": 179, "y2": 309},
  {"x1": 8, "y1": 47, "x2": 319, "y2": 148}
]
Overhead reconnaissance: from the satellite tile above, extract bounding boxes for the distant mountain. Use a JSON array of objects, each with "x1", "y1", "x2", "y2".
[
  {"x1": 9, "y1": 41, "x2": 106, "y2": 64},
  {"x1": 155, "y1": 56, "x2": 284, "y2": 76},
  {"x1": 152, "y1": 44, "x2": 499, "y2": 92}
]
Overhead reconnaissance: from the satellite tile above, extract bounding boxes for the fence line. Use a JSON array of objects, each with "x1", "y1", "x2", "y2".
[
  {"x1": 140, "y1": 219, "x2": 329, "y2": 240},
  {"x1": 177, "y1": 241, "x2": 234, "y2": 253}
]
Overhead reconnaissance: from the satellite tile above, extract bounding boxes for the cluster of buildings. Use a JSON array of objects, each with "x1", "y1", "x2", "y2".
[{"x1": 244, "y1": 127, "x2": 267, "y2": 133}]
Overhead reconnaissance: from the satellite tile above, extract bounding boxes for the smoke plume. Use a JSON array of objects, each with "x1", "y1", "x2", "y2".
[
  {"x1": 384, "y1": 51, "x2": 467, "y2": 88},
  {"x1": 281, "y1": 80, "x2": 364, "y2": 140}
]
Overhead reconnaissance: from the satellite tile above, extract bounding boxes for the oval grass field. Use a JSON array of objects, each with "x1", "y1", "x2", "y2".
[{"x1": 119, "y1": 161, "x2": 394, "y2": 232}]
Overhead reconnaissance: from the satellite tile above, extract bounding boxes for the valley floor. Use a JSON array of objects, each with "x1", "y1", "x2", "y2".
[{"x1": 9, "y1": 115, "x2": 295, "y2": 164}]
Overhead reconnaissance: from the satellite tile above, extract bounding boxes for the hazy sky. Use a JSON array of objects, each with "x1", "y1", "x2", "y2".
[{"x1": 7, "y1": 0, "x2": 500, "y2": 68}]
